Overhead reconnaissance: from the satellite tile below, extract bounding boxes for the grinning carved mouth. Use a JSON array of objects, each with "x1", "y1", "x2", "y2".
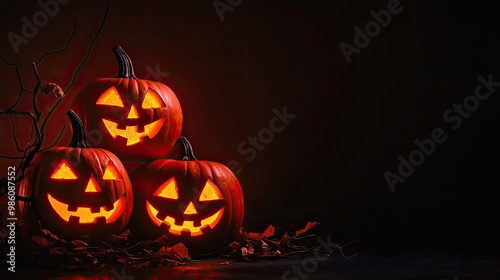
[
  {"x1": 47, "y1": 194, "x2": 125, "y2": 224},
  {"x1": 146, "y1": 201, "x2": 224, "y2": 237},
  {"x1": 102, "y1": 117, "x2": 166, "y2": 146}
]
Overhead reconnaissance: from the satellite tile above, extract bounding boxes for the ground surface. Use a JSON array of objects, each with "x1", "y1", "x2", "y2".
[{"x1": 2, "y1": 251, "x2": 499, "y2": 279}]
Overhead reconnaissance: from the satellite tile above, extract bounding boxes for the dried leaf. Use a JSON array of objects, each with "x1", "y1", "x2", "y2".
[
  {"x1": 241, "y1": 224, "x2": 276, "y2": 241},
  {"x1": 135, "y1": 261, "x2": 151, "y2": 268},
  {"x1": 70, "y1": 239, "x2": 89, "y2": 247},
  {"x1": 156, "y1": 235, "x2": 170, "y2": 246},
  {"x1": 223, "y1": 241, "x2": 242, "y2": 259},
  {"x1": 167, "y1": 243, "x2": 190, "y2": 261},
  {"x1": 139, "y1": 239, "x2": 154, "y2": 248},
  {"x1": 41, "y1": 229, "x2": 59, "y2": 241},
  {"x1": 106, "y1": 229, "x2": 131, "y2": 246},
  {"x1": 295, "y1": 222, "x2": 319, "y2": 237},
  {"x1": 72, "y1": 247, "x2": 87, "y2": 252},
  {"x1": 262, "y1": 225, "x2": 275, "y2": 238},
  {"x1": 263, "y1": 250, "x2": 281, "y2": 258},
  {"x1": 280, "y1": 232, "x2": 291, "y2": 248},
  {"x1": 241, "y1": 231, "x2": 264, "y2": 241},
  {"x1": 41, "y1": 82, "x2": 64, "y2": 98},
  {"x1": 32, "y1": 236, "x2": 55, "y2": 247},
  {"x1": 49, "y1": 247, "x2": 66, "y2": 255}
]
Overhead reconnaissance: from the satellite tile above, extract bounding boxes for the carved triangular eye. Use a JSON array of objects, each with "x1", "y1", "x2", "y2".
[
  {"x1": 141, "y1": 89, "x2": 165, "y2": 109},
  {"x1": 154, "y1": 178, "x2": 179, "y2": 199},
  {"x1": 96, "y1": 87, "x2": 124, "y2": 107},
  {"x1": 103, "y1": 162, "x2": 121, "y2": 180},
  {"x1": 51, "y1": 160, "x2": 78, "y2": 180},
  {"x1": 199, "y1": 180, "x2": 223, "y2": 201}
]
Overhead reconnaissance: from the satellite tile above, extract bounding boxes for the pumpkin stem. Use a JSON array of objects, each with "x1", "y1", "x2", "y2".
[
  {"x1": 112, "y1": 45, "x2": 137, "y2": 79},
  {"x1": 176, "y1": 136, "x2": 197, "y2": 161},
  {"x1": 67, "y1": 110, "x2": 88, "y2": 148}
]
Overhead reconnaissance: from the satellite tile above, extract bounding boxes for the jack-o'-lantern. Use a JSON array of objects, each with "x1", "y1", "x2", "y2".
[
  {"x1": 17, "y1": 110, "x2": 133, "y2": 239},
  {"x1": 129, "y1": 137, "x2": 244, "y2": 252},
  {"x1": 71, "y1": 45, "x2": 183, "y2": 161}
]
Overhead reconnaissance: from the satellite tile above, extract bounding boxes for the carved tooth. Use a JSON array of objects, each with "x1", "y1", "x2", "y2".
[
  {"x1": 95, "y1": 216, "x2": 107, "y2": 225},
  {"x1": 201, "y1": 225, "x2": 212, "y2": 235},
  {"x1": 69, "y1": 216, "x2": 80, "y2": 224},
  {"x1": 103, "y1": 202, "x2": 114, "y2": 211},
  {"x1": 155, "y1": 211, "x2": 168, "y2": 221},
  {"x1": 193, "y1": 219, "x2": 202, "y2": 227},
  {"x1": 67, "y1": 204, "x2": 78, "y2": 212},
  {"x1": 174, "y1": 218, "x2": 184, "y2": 226},
  {"x1": 160, "y1": 221, "x2": 171, "y2": 232},
  {"x1": 116, "y1": 122, "x2": 127, "y2": 130},
  {"x1": 91, "y1": 206, "x2": 101, "y2": 213}
]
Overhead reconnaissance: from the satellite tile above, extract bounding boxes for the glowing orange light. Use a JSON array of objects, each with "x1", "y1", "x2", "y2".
[
  {"x1": 142, "y1": 89, "x2": 165, "y2": 109},
  {"x1": 102, "y1": 117, "x2": 166, "y2": 146},
  {"x1": 50, "y1": 160, "x2": 78, "y2": 180},
  {"x1": 127, "y1": 105, "x2": 140, "y2": 119},
  {"x1": 96, "y1": 87, "x2": 124, "y2": 107},
  {"x1": 199, "y1": 180, "x2": 223, "y2": 201},
  {"x1": 84, "y1": 175, "x2": 102, "y2": 193},
  {"x1": 103, "y1": 162, "x2": 121, "y2": 180},
  {"x1": 184, "y1": 202, "x2": 198, "y2": 215},
  {"x1": 154, "y1": 178, "x2": 178, "y2": 199},
  {"x1": 146, "y1": 201, "x2": 224, "y2": 236},
  {"x1": 47, "y1": 194, "x2": 125, "y2": 224}
]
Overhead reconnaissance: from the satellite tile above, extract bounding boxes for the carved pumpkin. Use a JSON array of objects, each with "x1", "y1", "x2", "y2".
[
  {"x1": 17, "y1": 110, "x2": 133, "y2": 239},
  {"x1": 129, "y1": 137, "x2": 244, "y2": 252},
  {"x1": 71, "y1": 45, "x2": 183, "y2": 161}
]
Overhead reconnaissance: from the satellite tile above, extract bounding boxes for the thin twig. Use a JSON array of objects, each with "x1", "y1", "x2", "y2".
[
  {"x1": 0, "y1": 58, "x2": 35, "y2": 110},
  {"x1": 25, "y1": 125, "x2": 35, "y2": 148},
  {"x1": 31, "y1": 62, "x2": 41, "y2": 120},
  {"x1": 9, "y1": 114, "x2": 24, "y2": 152},
  {"x1": 36, "y1": 0, "x2": 83, "y2": 65},
  {"x1": 39, "y1": 126, "x2": 66, "y2": 152},
  {"x1": 78, "y1": 18, "x2": 94, "y2": 39}
]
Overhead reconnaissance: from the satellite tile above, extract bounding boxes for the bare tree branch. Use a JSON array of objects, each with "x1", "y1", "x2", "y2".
[
  {"x1": 0, "y1": 110, "x2": 41, "y2": 170},
  {"x1": 78, "y1": 18, "x2": 94, "y2": 39},
  {"x1": 9, "y1": 114, "x2": 24, "y2": 152},
  {"x1": 31, "y1": 62, "x2": 41, "y2": 120},
  {"x1": 36, "y1": 0, "x2": 83, "y2": 65},
  {"x1": 0, "y1": 55, "x2": 34, "y2": 111},
  {"x1": 39, "y1": 126, "x2": 66, "y2": 152},
  {"x1": 0, "y1": 0, "x2": 112, "y2": 194},
  {"x1": 40, "y1": 0, "x2": 112, "y2": 135}
]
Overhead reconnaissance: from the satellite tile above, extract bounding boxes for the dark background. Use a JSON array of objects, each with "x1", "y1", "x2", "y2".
[{"x1": 1, "y1": 0, "x2": 500, "y2": 254}]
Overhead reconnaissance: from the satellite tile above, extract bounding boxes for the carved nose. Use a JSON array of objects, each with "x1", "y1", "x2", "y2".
[
  {"x1": 85, "y1": 175, "x2": 102, "y2": 193},
  {"x1": 183, "y1": 202, "x2": 198, "y2": 215},
  {"x1": 127, "y1": 105, "x2": 140, "y2": 119}
]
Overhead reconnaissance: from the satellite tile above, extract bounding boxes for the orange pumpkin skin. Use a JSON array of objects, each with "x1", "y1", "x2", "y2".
[
  {"x1": 71, "y1": 45, "x2": 183, "y2": 161},
  {"x1": 18, "y1": 111, "x2": 133, "y2": 239},
  {"x1": 129, "y1": 137, "x2": 244, "y2": 252}
]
